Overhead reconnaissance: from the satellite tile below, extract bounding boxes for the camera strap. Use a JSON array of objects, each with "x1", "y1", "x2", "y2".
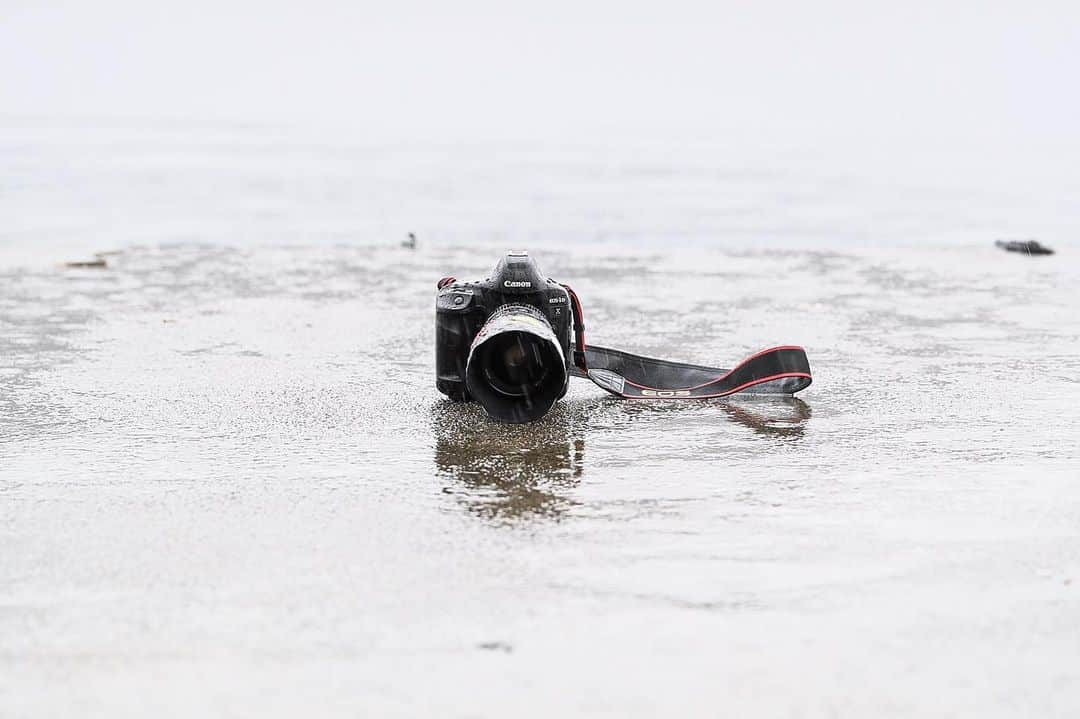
[
  {"x1": 560, "y1": 283, "x2": 589, "y2": 372},
  {"x1": 572, "y1": 343, "x2": 812, "y2": 399},
  {"x1": 561, "y1": 284, "x2": 812, "y2": 399}
]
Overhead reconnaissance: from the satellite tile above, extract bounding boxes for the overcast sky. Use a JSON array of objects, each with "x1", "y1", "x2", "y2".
[{"x1": 2, "y1": 0, "x2": 1078, "y2": 150}]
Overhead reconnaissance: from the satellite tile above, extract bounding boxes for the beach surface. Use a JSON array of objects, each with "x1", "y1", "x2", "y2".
[{"x1": 3, "y1": 127, "x2": 1080, "y2": 717}]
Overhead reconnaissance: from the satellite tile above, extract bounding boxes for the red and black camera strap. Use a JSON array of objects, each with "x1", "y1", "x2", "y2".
[{"x1": 560, "y1": 284, "x2": 812, "y2": 399}]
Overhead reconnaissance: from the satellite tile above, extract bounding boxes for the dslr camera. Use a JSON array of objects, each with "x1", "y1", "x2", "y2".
[
  {"x1": 435, "y1": 251, "x2": 575, "y2": 423},
  {"x1": 436, "y1": 251, "x2": 814, "y2": 424}
]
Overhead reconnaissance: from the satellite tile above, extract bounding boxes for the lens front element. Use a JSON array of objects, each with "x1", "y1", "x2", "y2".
[{"x1": 481, "y1": 332, "x2": 552, "y2": 398}]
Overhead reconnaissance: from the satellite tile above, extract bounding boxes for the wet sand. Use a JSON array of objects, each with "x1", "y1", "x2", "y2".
[{"x1": 2, "y1": 242, "x2": 1079, "y2": 716}]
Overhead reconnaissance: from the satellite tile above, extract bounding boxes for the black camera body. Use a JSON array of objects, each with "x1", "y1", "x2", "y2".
[{"x1": 435, "y1": 251, "x2": 572, "y2": 420}]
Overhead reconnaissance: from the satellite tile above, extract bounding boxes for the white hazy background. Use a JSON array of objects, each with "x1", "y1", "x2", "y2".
[
  {"x1": 4, "y1": 2, "x2": 1079, "y2": 147},
  {"x1": 2, "y1": 0, "x2": 1079, "y2": 254}
]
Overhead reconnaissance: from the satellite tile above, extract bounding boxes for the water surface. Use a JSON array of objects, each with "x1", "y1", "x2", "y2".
[{"x1": 3, "y1": 237, "x2": 1078, "y2": 716}]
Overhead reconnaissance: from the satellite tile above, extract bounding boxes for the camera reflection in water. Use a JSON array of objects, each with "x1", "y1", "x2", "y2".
[
  {"x1": 431, "y1": 395, "x2": 811, "y2": 522},
  {"x1": 432, "y1": 402, "x2": 587, "y2": 522}
]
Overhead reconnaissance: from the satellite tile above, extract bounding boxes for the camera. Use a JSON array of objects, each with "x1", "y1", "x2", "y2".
[
  {"x1": 436, "y1": 251, "x2": 813, "y2": 424},
  {"x1": 435, "y1": 251, "x2": 574, "y2": 423}
]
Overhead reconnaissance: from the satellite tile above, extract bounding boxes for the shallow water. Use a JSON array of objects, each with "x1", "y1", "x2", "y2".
[{"x1": 2, "y1": 233, "x2": 1079, "y2": 715}]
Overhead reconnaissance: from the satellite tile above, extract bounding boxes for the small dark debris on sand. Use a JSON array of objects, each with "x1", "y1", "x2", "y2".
[
  {"x1": 64, "y1": 258, "x2": 108, "y2": 269},
  {"x1": 65, "y1": 250, "x2": 122, "y2": 269},
  {"x1": 995, "y1": 239, "x2": 1055, "y2": 256},
  {"x1": 477, "y1": 641, "x2": 513, "y2": 653}
]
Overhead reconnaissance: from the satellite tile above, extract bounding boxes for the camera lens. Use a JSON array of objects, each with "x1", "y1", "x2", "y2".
[
  {"x1": 465, "y1": 304, "x2": 567, "y2": 423},
  {"x1": 481, "y1": 333, "x2": 551, "y2": 397}
]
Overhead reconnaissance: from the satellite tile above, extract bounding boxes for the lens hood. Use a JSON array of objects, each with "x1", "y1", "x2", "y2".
[{"x1": 465, "y1": 304, "x2": 567, "y2": 423}]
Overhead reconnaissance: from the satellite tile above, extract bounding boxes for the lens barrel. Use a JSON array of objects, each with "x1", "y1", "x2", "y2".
[{"x1": 465, "y1": 304, "x2": 567, "y2": 423}]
